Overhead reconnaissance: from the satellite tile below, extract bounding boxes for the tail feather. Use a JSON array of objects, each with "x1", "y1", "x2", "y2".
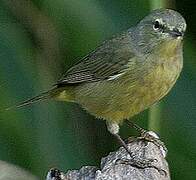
[{"x1": 5, "y1": 87, "x2": 58, "y2": 111}]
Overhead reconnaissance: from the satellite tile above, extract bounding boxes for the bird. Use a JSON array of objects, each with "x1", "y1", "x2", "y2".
[{"x1": 7, "y1": 8, "x2": 186, "y2": 168}]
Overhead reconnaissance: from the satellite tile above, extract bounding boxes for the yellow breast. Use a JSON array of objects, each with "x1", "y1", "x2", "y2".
[
  {"x1": 118, "y1": 39, "x2": 183, "y2": 122},
  {"x1": 73, "y1": 39, "x2": 183, "y2": 124}
]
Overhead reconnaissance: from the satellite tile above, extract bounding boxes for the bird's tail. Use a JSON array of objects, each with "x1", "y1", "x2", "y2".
[{"x1": 5, "y1": 86, "x2": 60, "y2": 111}]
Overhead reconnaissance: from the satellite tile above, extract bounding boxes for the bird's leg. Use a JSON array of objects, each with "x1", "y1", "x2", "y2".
[
  {"x1": 106, "y1": 122, "x2": 158, "y2": 169},
  {"x1": 126, "y1": 120, "x2": 167, "y2": 157}
]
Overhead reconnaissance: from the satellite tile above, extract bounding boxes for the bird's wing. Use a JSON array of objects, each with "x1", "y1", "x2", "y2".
[{"x1": 57, "y1": 33, "x2": 136, "y2": 85}]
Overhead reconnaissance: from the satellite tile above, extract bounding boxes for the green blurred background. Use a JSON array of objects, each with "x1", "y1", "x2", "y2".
[{"x1": 0, "y1": 0, "x2": 195, "y2": 179}]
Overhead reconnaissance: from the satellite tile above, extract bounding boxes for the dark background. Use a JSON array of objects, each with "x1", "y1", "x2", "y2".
[{"x1": 0, "y1": 0, "x2": 195, "y2": 179}]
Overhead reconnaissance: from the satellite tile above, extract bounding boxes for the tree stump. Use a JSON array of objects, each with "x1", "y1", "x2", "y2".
[{"x1": 46, "y1": 138, "x2": 170, "y2": 180}]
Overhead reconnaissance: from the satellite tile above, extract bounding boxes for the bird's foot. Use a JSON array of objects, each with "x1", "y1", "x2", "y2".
[
  {"x1": 113, "y1": 133, "x2": 166, "y2": 175},
  {"x1": 137, "y1": 130, "x2": 167, "y2": 158},
  {"x1": 126, "y1": 121, "x2": 167, "y2": 157}
]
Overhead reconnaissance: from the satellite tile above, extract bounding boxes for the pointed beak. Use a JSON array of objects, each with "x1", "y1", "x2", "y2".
[{"x1": 170, "y1": 28, "x2": 184, "y2": 38}]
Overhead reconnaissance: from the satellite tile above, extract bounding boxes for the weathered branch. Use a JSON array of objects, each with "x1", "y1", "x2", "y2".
[{"x1": 46, "y1": 138, "x2": 170, "y2": 180}]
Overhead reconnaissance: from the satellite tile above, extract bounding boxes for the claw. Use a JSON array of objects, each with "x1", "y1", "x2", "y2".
[
  {"x1": 125, "y1": 121, "x2": 168, "y2": 158},
  {"x1": 139, "y1": 131, "x2": 168, "y2": 158}
]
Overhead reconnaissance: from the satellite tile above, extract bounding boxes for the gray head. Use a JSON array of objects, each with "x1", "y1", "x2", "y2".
[{"x1": 131, "y1": 9, "x2": 187, "y2": 54}]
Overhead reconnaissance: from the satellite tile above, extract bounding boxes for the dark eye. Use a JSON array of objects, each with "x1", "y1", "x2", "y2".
[{"x1": 153, "y1": 19, "x2": 162, "y2": 31}]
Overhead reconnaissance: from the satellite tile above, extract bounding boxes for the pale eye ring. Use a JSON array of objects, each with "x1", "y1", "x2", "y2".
[{"x1": 153, "y1": 19, "x2": 162, "y2": 31}]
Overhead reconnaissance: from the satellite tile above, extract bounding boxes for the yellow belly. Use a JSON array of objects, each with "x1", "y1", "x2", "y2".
[{"x1": 72, "y1": 40, "x2": 183, "y2": 123}]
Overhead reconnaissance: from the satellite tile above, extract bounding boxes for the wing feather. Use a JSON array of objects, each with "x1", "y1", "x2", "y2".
[{"x1": 57, "y1": 32, "x2": 135, "y2": 85}]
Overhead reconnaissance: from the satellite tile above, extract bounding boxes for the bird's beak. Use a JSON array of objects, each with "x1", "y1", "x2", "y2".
[{"x1": 169, "y1": 28, "x2": 184, "y2": 38}]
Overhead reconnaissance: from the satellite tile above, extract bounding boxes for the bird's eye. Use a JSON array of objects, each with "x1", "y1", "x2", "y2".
[{"x1": 153, "y1": 19, "x2": 162, "y2": 31}]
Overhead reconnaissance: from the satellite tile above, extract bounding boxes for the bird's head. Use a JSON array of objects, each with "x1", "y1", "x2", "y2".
[{"x1": 132, "y1": 9, "x2": 187, "y2": 54}]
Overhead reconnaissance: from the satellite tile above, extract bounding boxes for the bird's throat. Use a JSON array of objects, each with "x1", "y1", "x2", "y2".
[{"x1": 157, "y1": 39, "x2": 183, "y2": 60}]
